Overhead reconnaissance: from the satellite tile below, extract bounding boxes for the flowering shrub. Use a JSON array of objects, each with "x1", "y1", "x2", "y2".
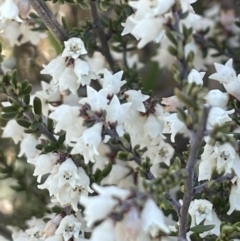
[{"x1": 1, "y1": 0, "x2": 240, "y2": 241}]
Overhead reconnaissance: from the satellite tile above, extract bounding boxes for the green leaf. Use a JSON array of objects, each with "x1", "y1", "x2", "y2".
[
  {"x1": 16, "y1": 119, "x2": 31, "y2": 128},
  {"x1": 1, "y1": 112, "x2": 18, "y2": 119},
  {"x1": 165, "y1": 30, "x2": 177, "y2": 46},
  {"x1": 21, "y1": 79, "x2": 29, "y2": 90},
  {"x1": 35, "y1": 144, "x2": 45, "y2": 151},
  {"x1": 30, "y1": 121, "x2": 40, "y2": 130},
  {"x1": 22, "y1": 84, "x2": 32, "y2": 95},
  {"x1": 42, "y1": 145, "x2": 57, "y2": 153},
  {"x1": 24, "y1": 129, "x2": 36, "y2": 134},
  {"x1": 23, "y1": 94, "x2": 30, "y2": 105},
  {"x1": 58, "y1": 132, "x2": 66, "y2": 145},
  {"x1": 117, "y1": 151, "x2": 128, "y2": 161},
  {"x1": 78, "y1": 2, "x2": 91, "y2": 10},
  {"x1": 1, "y1": 106, "x2": 18, "y2": 112},
  {"x1": 33, "y1": 96, "x2": 42, "y2": 115},
  {"x1": 101, "y1": 162, "x2": 112, "y2": 178},
  {"x1": 190, "y1": 224, "x2": 215, "y2": 234},
  {"x1": 168, "y1": 46, "x2": 178, "y2": 56}
]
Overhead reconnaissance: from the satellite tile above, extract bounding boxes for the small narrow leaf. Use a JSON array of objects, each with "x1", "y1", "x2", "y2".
[
  {"x1": 33, "y1": 96, "x2": 42, "y2": 115},
  {"x1": 16, "y1": 119, "x2": 31, "y2": 128},
  {"x1": 190, "y1": 224, "x2": 215, "y2": 234}
]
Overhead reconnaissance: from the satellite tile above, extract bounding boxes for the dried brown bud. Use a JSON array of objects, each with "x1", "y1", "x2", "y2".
[{"x1": 161, "y1": 95, "x2": 184, "y2": 112}]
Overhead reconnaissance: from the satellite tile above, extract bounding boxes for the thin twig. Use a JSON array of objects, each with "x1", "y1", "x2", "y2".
[
  {"x1": 89, "y1": 0, "x2": 115, "y2": 72},
  {"x1": 105, "y1": 127, "x2": 154, "y2": 180},
  {"x1": 178, "y1": 107, "x2": 210, "y2": 241},
  {"x1": 29, "y1": 0, "x2": 69, "y2": 43},
  {"x1": 7, "y1": 90, "x2": 57, "y2": 142},
  {"x1": 193, "y1": 172, "x2": 234, "y2": 194},
  {"x1": 165, "y1": 192, "x2": 181, "y2": 216}
]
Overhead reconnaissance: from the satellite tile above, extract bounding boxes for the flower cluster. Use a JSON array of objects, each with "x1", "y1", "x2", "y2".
[{"x1": 2, "y1": 0, "x2": 240, "y2": 241}]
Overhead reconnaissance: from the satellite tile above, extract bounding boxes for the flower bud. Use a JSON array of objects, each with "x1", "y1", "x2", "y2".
[
  {"x1": 17, "y1": 0, "x2": 30, "y2": 19},
  {"x1": 43, "y1": 214, "x2": 63, "y2": 238}
]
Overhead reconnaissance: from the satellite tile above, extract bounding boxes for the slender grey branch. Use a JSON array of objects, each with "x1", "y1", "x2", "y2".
[
  {"x1": 193, "y1": 172, "x2": 234, "y2": 194},
  {"x1": 105, "y1": 127, "x2": 154, "y2": 180},
  {"x1": 89, "y1": 0, "x2": 115, "y2": 72},
  {"x1": 29, "y1": 0, "x2": 69, "y2": 43},
  {"x1": 165, "y1": 192, "x2": 181, "y2": 216},
  {"x1": 7, "y1": 90, "x2": 57, "y2": 142},
  {"x1": 178, "y1": 107, "x2": 210, "y2": 241}
]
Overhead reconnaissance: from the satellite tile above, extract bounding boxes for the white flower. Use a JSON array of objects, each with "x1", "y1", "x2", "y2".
[
  {"x1": 55, "y1": 215, "x2": 81, "y2": 241},
  {"x1": 189, "y1": 199, "x2": 213, "y2": 226},
  {"x1": 204, "y1": 89, "x2": 229, "y2": 108},
  {"x1": 18, "y1": 134, "x2": 40, "y2": 159},
  {"x1": 19, "y1": 22, "x2": 47, "y2": 46},
  {"x1": 56, "y1": 158, "x2": 80, "y2": 189},
  {"x1": 79, "y1": 86, "x2": 108, "y2": 111},
  {"x1": 80, "y1": 195, "x2": 118, "y2": 227},
  {"x1": 228, "y1": 185, "x2": 240, "y2": 215},
  {"x1": 55, "y1": 166, "x2": 92, "y2": 211},
  {"x1": 207, "y1": 107, "x2": 234, "y2": 130},
  {"x1": 187, "y1": 69, "x2": 205, "y2": 85},
  {"x1": 58, "y1": 67, "x2": 79, "y2": 95},
  {"x1": 216, "y1": 143, "x2": 237, "y2": 174},
  {"x1": 209, "y1": 59, "x2": 240, "y2": 100},
  {"x1": 62, "y1": 38, "x2": 87, "y2": 59},
  {"x1": 0, "y1": 21, "x2": 21, "y2": 46},
  {"x1": 198, "y1": 157, "x2": 216, "y2": 181},
  {"x1": 49, "y1": 105, "x2": 80, "y2": 133},
  {"x1": 131, "y1": 17, "x2": 165, "y2": 48},
  {"x1": 106, "y1": 95, "x2": 132, "y2": 136},
  {"x1": 149, "y1": 139, "x2": 174, "y2": 166},
  {"x1": 80, "y1": 184, "x2": 130, "y2": 227},
  {"x1": 2, "y1": 119, "x2": 24, "y2": 144},
  {"x1": 41, "y1": 56, "x2": 66, "y2": 83},
  {"x1": 143, "y1": 114, "x2": 164, "y2": 139},
  {"x1": 101, "y1": 69, "x2": 126, "y2": 95},
  {"x1": 0, "y1": 0, "x2": 23, "y2": 22},
  {"x1": 26, "y1": 224, "x2": 45, "y2": 241},
  {"x1": 163, "y1": 113, "x2": 187, "y2": 142},
  {"x1": 124, "y1": 90, "x2": 149, "y2": 112},
  {"x1": 74, "y1": 59, "x2": 96, "y2": 86},
  {"x1": 128, "y1": 0, "x2": 175, "y2": 18},
  {"x1": 28, "y1": 153, "x2": 59, "y2": 183},
  {"x1": 36, "y1": 81, "x2": 61, "y2": 103},
  {"x1": 92, "y1": 183, "x2": 130, "y2": 199},
  {"x1": 71, "y1": 123, "x2": 103, "y2": 164},
  {"x1": 90, "y1": 219, "x2": 115, "y2": 241},
  {"x1": 209, "y1": 59, "x2": 236, "y2": 84},
  {"x1": 141, "y1": 198, "x2": 170, "y2": 236}
]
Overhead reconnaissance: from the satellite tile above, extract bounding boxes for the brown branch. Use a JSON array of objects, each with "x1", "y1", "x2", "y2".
[
  {"x1": 89, "y1": 0, "x2": 115, "y2": 72},
  {"x1": 29, "y1": 0, "x2": 69, "y2": 43},
  {"x1": 178, "y1": 107, "x2": 210, "y2": 241}
]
